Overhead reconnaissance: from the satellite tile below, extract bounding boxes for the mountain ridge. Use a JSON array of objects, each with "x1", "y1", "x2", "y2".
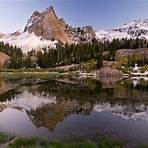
[
  {"x1": 96, "y1": 19, "x2": 148, "y2": 41},
  {"x1": 0, "y1": 6, "x2": 148, "y2": 53},
  {"x1": 0, "y1": 6, "x2": 96, "y2": 52}
]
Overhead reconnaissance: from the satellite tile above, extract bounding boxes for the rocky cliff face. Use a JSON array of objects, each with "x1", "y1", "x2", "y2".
[
  {"x1": 24, "y1": 6, "x2": 73, "y2": 44},
  {"x1": 24, "y1": 6, "x2": 96, "y2": 45}
]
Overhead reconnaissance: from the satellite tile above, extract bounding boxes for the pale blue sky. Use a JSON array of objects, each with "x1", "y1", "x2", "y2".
[{"x1": 0, "y1": 0, "x2": 148, "y2": 33}]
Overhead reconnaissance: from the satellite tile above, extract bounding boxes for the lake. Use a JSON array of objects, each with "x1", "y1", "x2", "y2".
[{"x1": 0, "y1": 77, "x2": 147, "y2": 147}]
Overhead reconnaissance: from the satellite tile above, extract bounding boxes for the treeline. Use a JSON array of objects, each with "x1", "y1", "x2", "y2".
[
  {"x1": 0, "y1": 38, "x2": 148, "y2": 69},
  {"x1": 36, "y1": 38, "x2": 148, "y2": 68}
]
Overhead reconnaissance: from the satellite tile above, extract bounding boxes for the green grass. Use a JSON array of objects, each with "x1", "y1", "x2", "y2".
[
  {"x1": 98, "y1": 137, "x2": 123, "y2": 148},
  {"x1": 8, "y1": 138, "x2": 123, "y2": 148},
  {"x1": 0, "y1": 130, "x2": 124, "y2": 148},
  {"x1": 0, "y1": 71, "x2": 68, "y2": 80},
  {"x1": 9, "y1": 138, "x2": 37, "y2": 148},
  {"x1": 0, "y1": 132, "x2": 13, "y2": 144}
]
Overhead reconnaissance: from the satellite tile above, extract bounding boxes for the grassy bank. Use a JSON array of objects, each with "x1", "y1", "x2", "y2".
[
  {"x1": 0, "y1": 71, "x2": 68, "y2": 80},
  {"x1": 0, "y1": 131, "x2": 124, "y2": 148},
  {"x1": 4, "y1": 136, "x2": 148, "y2": 148},
  {"x1": 0, "y1": 68, "x2": 80, "y2": 80},
  {"x1": 9, "y1": 138, "x2": 123, "y2": 148},
  {"x1": 6, "y1": 137, "x2": 123, "y2": 148}
]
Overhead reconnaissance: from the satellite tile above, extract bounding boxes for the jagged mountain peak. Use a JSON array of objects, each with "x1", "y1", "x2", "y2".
[
  {"x1": 0, "y1": 6, "x2": 96, "y2": 53},
  {"x1": 96, "y1": 19, "x2": 148, "y2": 41},
  {"x1": 24, "y1": 6, "x2": 74, "y2": 44},
  {"x1": 114, "y1": 19, "x2": 148, "y2": 31},
  {"x1": 24, "y1": 5, "x2": 96, "y2": 45},
  {"x1": 45, "y1": 6, "x2": 57, "y2": 16}
]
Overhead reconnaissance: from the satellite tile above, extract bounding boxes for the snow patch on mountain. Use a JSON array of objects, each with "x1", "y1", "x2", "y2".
[
  {"x1": 0, "y1": 32, "x2": 57, "y2": 53},
  {"x1": 96, "y1": 19, "x2": 148, "y2": 41}
]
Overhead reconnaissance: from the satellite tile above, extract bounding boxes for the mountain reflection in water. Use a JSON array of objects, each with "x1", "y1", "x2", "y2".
[{"x1": 0, "y1": 78, "x2": 147, "y2": 147}]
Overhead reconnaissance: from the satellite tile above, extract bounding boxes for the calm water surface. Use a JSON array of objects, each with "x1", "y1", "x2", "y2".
[{"x1": 0, "y1": 77, "x2": 147, "y2": 147}]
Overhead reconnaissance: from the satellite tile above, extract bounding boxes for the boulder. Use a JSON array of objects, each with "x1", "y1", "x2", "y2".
[
  {"x1": 97, "y1": 67, "x2": 124, "y2": 79},
  {"x1": 0, "y1": 52, "x2": 11, "y2": 69},
  {"x1": 103, "y1": 61, "x2": 117, "y2": 68}
]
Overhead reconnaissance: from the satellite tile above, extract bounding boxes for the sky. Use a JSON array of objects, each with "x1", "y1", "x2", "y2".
[{"x1": 0, "y1": 0, "x2": 148, "y2": 33}]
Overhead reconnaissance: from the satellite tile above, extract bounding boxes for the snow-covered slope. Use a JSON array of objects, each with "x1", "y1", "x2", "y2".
[
  {"x1": 96, "y1": 19, "x2": 148, "y2": 41},
  {"x1": 0, "y1": 32, "x2": 57, "y2": 53}
]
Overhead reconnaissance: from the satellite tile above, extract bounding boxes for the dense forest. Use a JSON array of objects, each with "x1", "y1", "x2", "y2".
[{"x1": 0, "y1": 38, "x2": 148, "y2": 69}]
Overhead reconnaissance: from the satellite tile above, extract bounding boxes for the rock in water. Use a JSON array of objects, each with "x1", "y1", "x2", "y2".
[{"x1": 97, "y1": 67, "x2": 124, "y2": 79}]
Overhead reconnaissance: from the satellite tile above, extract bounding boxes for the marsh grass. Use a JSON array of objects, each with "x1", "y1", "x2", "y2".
[
  {"x1": 98, "y1": 137, "x2": 123, "y2": 148},
  {"x1": 0, "y1": 71, "x2": 67, "y2": 80},
  {"x1": 9, "y1": 138, "x2": 123, "y2": 148},
  {"x1": 0, "y1": 132, "x2": 14, "y2": 144},
  {"x1": 9, "y1": 138, "x2": 37, "y2": 148}
]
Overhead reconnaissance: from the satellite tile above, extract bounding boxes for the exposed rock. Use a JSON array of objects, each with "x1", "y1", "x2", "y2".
[
  {"x1": 0, "y1": 6, "x2": 96, "y2": 52},
  {"x1": 97, "y1": 67, "x2": 124, "y2": 79},
  {"x1": 97, "y1": 61, "x2": 123, "y2": 87},
  {"x1": 10, "y1": 31, "x2": 21, "y2": 36},
  {"x1": 96, "y1": 67, "x2": 124, "y2": 88},
  {"x1": 82, "y1": 26, "x2": 96, "y2": 38},
  {"x1": 115, "y1": 48, "x2": 148, "y2": 60},
  {"x1": 72, "y1": 26, "x2": 96, "y2": 43},
  {"x1": 96, "y1": 19, "x2": 148, "y2": 41},
  {"x1": 24, "y1": 6, "x2": 73, "y2": 44},
  {"x1": 54, "y1": 64, "x2": 79, "y2": 71},
  {"x1": 24, "y1": 6, "x2": 96, "y2": 45},
  {"x1": 0, "y1": 52, "x2": 11, "y2": 69},
  {"x1": 103, "y1": 61, "x2": 117, "y2": 68}
]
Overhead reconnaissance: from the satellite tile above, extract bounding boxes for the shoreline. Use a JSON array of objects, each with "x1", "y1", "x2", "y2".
[{"x1": 0, "y1": 69, "x2": 147, "y2": 80}]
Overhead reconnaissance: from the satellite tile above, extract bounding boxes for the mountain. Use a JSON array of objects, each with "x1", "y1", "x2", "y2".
[
  {"x1": 0, "y1": 6, "x2": 96, "y2": 53},
  {"x1": 24, "y1": 6, "x2": 73, "y2": 44},
  {"x1": 1, "y1": 6, "x2": 148, "y2": 53},
  {"x1": 24, "y1": 6, "x2": 96, "y2": 44},
  {"x1": 96, "y1": 19, "x2": 148, "y2": 41}
]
